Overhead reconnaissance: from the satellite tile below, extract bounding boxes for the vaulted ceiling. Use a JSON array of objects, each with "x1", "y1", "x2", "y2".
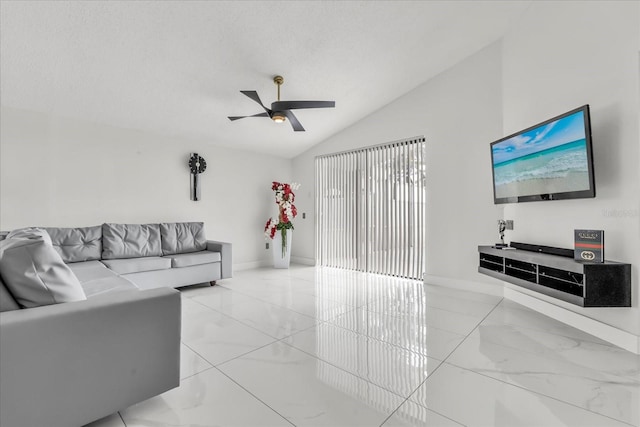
[{"x1": 0, "y1": 1, "x2": 531, "y2": 158}]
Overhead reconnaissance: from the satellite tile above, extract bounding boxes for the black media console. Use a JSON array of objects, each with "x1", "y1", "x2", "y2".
[{"x1": 478, "y1": 245, "x2": 631, "y2": 307}]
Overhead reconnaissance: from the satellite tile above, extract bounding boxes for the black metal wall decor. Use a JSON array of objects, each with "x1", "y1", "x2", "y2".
[{"x1": 188, "y1": 153, "x2": 207, "y2": 201}]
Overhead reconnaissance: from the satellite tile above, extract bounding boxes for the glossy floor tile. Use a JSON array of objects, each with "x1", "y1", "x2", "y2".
[
  {"x1": 410, "y1": 363, "x2": 631, "y2": 427},
  {"x1": 367, "y1": 297, "x2": 488, "y2": 336},
  {"x1": 181, "y1": 303, "x2": 277, "y2": 365},
  {"x1": 218, "y1": 340, "x2": 405, "y2": 426},
  {"x1": 86, "y1": 266, "x2": 640, "y2": 427},
  {"x1": 326, "y1": 306, "x2": 468, "y2": 360},
  {"x1": 446, "y1": 325, "x2": 640, "y2": 425},
  {"x1": 120, "y1": 368, "x2": 292, "y2": 427},
  {"x1": 186, "y1": 284, "x2": 263, "y2": 309},
  {"x1": 179, "y1": 343, "x2": 212, "y2": 380},
  {"x1": 381, "y1": 399, "x2": 462, "y2": 426},
  {"x1": 257, "y1": 288, "x2": 353, "y2": 321},
  {"x1": 283, "y1": 322, "x2": 442, "y2": 397},
  {"x1": 210, "y1": 296, "x2": 319, "y2": 339}
]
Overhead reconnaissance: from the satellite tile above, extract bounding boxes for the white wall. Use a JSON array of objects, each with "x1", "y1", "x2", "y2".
[
  {"x1": 292, "y1": 42, "x2": 504, "y2": 288},
  {"x1": 0, "y1": 107, "x2": 291, "y2": 269},
  {"x1": 501, "y1": 1, "x2": 640, "y2": 335}
]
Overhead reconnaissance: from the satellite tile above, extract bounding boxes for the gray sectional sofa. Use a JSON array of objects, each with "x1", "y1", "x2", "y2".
[{"x1": 0, "y1": 222, "x2": 232, "y2": 427}]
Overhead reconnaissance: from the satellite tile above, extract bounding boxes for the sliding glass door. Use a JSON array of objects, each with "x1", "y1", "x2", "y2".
[{"x1": 315, "y1": 137, "x2": 426, "y2": 279}]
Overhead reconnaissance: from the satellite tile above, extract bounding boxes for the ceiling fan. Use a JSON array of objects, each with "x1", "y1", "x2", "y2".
[{"x1": 228, "y1": 75, "x2": 335, "y2": 132}]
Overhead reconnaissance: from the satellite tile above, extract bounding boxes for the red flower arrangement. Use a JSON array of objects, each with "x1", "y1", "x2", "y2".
[{"x1": 264, "y1": 181, "x2": 300, "y2": 256}]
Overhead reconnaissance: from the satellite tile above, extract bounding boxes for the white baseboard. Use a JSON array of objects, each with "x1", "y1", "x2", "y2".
[
  {"x1": 291, "y1": 256, "x2": 316, "y2": 266},
  {"x1": 233, "y1": 260, "x2": 270, "y2": 271},
  {"x1": 504, "y1": 287, "x2": 640, "y2": 355},
  {"x1": 423, "y1": 274, "x2": 504, "y2": 297},
  {"x1": 233, "y1": 258, "x2": 315, "y2": 271}
]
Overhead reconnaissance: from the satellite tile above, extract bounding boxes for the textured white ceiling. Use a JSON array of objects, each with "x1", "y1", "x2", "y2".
[{"x1": 0, "y1": 1, "x2": 530, "y2": 158}]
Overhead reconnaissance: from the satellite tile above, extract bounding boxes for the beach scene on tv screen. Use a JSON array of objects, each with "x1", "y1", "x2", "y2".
[{"x1": 492, "y1": 111, "x2": 591, "y2": 199}]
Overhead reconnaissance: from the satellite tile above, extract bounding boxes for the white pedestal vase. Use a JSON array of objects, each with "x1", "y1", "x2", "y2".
[{"x1": 272, "y1": 229, "x2": 292, "y2": 269}]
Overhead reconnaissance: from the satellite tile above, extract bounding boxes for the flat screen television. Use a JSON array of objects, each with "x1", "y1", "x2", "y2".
[{"x1": 490, "y1": 105, "x2": 595, "y2": 204}]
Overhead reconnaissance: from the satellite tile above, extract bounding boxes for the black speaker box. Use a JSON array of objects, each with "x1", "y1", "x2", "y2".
[{"x1": 510, "y1": 241, "x2": 574, "y2": 258}]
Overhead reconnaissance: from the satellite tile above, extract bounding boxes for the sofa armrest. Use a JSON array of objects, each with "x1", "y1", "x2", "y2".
[
  {"x1": 207, "y1": 240, "x2": 232, "y2": 279},
  {"x1": 0, "y1": 288, "x2": 181, "y2": 427}
]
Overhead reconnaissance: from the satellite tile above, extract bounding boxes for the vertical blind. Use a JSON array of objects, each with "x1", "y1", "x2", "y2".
[{"x1": 315, "y1": 137, "x2": 426, "y2": 279}]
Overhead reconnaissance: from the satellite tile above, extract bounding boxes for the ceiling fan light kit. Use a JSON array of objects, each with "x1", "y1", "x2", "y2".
[
  {"x1": 271, "y1": 108, "x2": 287, "y2": 124},
  {"x1": 228, "y1": 75, "x2": 335, "y2": 132}
]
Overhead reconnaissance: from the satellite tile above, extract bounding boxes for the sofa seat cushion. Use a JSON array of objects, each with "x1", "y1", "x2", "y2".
[
  {"x1": 66, "y1": 260, "x2": 138, "y2": 297},
  {"x1": 101, "y1": 257, "x2": 171, "y2": 275},
  {"x1": 160, "y1": 222, "x2": 207, "y2": 255},
  {"x1": 0, "y1": 228, "x2": 86, "y2": 308},
  {"x1": 122, "y1": 262, "x2": 220, "y2": 290},
  {"x1": 44, "y1": 225, "x2": 102, "y2": 263},
  {"x1": 67, "y1": 259, "x2": 108, "y2": 270},
  {"x1": 168, "y1": 251, "x2": 221, "y2": 268},
  {"x1": 102, "y1": 223, "x2": 162, "y2": 259},
  {"x1": 82, "y1": 275, "x2": 139, "y2": 298},
  {"x1": 67, "y1": 260, "x2": 111, "y2": 282}
]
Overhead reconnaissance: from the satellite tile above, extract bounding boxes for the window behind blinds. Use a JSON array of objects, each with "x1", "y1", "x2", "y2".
[{"x1": 315, "y1": 137, "x2": 426, "y2": 279}]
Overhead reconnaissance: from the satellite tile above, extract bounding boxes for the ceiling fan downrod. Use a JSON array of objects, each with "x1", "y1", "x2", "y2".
[
  {"x1": 272, "y1": 76, "x2": 285, "y2": 123},
  {"x1": 273, "y1": 75, "x2": 284, "y2": 102}
]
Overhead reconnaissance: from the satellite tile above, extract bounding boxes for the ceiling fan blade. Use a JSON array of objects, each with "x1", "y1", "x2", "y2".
[
  {"x1": 282, "y1": 110, "x2": 305, "y2": 132},
  {"x1": 271, "y1": 100, "x2": 335, "y2": 110},
  {"x1": 240, "y1": 91, "x2": 271, "y2": 113},
  {"x1": 228, "y1": 112, "x2": 269, "y2": 121}
]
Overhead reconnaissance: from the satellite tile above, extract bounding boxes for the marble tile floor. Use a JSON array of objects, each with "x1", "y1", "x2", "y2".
[{"x1": 86, "y1": 265, "x2": 639, "y2": 427}]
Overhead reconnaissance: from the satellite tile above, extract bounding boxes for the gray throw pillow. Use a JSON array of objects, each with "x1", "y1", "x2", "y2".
[
  {"x1": 160, "y1": 222, "x2": 207, "y2": 255},
  {"x1": 102, "y1": 223, "x2": 162, "y2": 259},
  {"x1": 0, "y1": 228, "x2": 86, "y2": 308},
  {"x1": 0, "y1": 276, "x2": 20, "y2": 312}
]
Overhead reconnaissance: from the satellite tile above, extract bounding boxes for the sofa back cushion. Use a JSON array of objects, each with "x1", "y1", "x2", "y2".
[
  {"x1": 0, "y1": 276, "x2": 20, "y2": 312},
  {"x1": 102, "y1": 223, "x2": 162, "y2": 259},
  {"x1": 44, "y1": 225, "x2": 102, "y2": 263},
  {"x1": 160, "y1": 222, "x2": 207, "y2": 255},
  {"x1": 0, "y1": 228, "x2": 86, "y2": 308}
]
